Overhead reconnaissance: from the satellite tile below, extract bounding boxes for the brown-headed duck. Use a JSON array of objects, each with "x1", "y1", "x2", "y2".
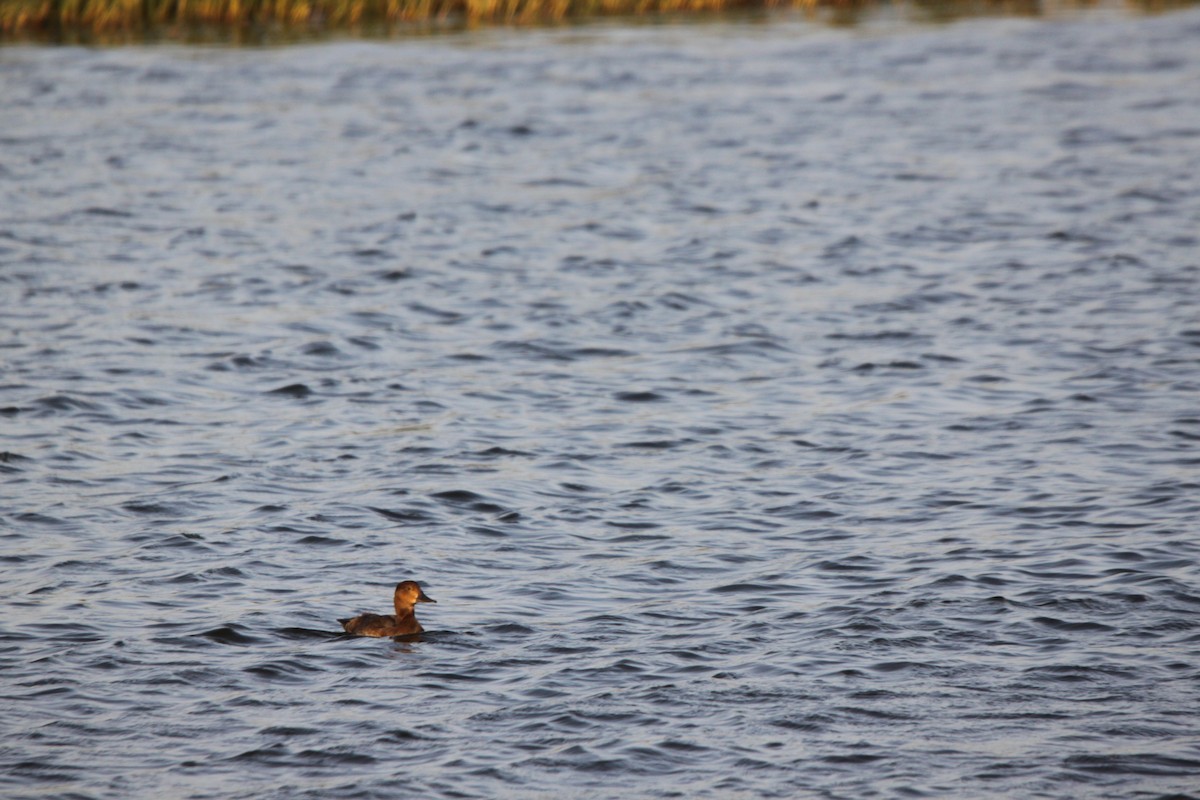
[{"x1": 339, "y1": 580, "x2": 436, "y2": 637}]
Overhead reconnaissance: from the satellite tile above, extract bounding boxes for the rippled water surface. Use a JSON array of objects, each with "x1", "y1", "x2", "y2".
[{"x1": 3, "y1": 9, "x2": 1200, "y2": 799}]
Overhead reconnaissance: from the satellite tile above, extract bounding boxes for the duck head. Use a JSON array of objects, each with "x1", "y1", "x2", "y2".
[{"x1": 394, "y1": 580, "x2": 436, "y2": 611}]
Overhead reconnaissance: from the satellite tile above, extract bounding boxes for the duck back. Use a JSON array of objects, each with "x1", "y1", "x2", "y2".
[{"x1": 340, "y1": 612, "x2": 423, "y2": 637}]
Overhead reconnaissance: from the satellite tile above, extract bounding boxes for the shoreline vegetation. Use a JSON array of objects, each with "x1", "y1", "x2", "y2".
[{"x1": 0, "y1": 0, "x2": 1193, "y2": 38}]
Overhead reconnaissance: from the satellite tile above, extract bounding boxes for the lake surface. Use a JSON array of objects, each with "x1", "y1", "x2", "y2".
[{"x1": 3, "y1": 7, "x2": 1200, "y2": 798}]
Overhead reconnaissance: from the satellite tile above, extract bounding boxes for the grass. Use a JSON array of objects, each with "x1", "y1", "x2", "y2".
[
  {"x1": 0, "y1": 0, "x2": 814, "y2": 32},
  {"x1": 0, "y1": 0, "x2": 1193, "y2": 36}
]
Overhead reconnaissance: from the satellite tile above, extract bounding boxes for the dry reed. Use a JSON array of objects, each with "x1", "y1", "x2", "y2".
[
  {"x1": 0, "y1": 0, "x2": 828, "y2": 32},
  {"x1": 0, "y1": 0, "x2": 1183, "y2": 35}
]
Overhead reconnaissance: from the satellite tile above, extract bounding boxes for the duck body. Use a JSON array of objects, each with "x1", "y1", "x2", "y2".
[
  {"x1": 339, "y1": 611, "x2": 423, "y2": 637},
  {"x1": 340, "y1": 580, "x2": 435, "y2": 638}
]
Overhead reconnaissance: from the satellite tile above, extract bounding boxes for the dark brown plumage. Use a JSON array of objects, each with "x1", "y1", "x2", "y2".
[{"x1": 339, "y1": 580, "x2": 436, "y2": 637}]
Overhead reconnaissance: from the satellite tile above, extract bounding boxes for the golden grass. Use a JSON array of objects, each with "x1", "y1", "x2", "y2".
[
  {"x1": 0, "y1": 0, "x2": 821, "y2": 33},
  {"x1": 0, "y1": 0, "x2": 1190, "y2": 34}
]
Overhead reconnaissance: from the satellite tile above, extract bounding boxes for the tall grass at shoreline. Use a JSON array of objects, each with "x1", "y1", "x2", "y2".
[
  {"x1": 0, "y1": 0, "x2": 1192, "y2": 35},
  {"x1": 0, "y1": 0, "x2": 805, "y2": 32}
]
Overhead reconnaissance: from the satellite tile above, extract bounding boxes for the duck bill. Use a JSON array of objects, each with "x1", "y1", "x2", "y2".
[{"x1": 418, "y1": 589, "x2": 436, "y2": 603}]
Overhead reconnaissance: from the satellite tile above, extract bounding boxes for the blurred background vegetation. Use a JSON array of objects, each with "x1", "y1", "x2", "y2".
[{"x1": 1, "y1": 0, "x2": 1196, "y2": 43}]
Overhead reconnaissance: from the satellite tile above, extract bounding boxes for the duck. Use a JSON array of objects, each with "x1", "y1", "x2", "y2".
[{"x1": 339, "y1": 580, "x2": 436, "y2": 637}]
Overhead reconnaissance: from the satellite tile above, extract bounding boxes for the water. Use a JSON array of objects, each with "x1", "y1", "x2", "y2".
[{"x1": 3, "y1": 7, "x2": 1200, "y2": 799}]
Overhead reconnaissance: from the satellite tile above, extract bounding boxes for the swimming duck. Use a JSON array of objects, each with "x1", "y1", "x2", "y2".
[{"x1": 339, "y1": 580, "x2": 436, "y2": 637}]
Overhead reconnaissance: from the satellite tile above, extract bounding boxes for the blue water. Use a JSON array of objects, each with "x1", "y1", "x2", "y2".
[{"x1": 3, "y1": 7, "x2": 1200, "y2": 798}]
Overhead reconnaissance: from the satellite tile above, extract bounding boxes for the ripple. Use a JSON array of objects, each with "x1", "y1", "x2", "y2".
[{"x1": 4, "y1": 9, "x2": 1200, "y2": 800}]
